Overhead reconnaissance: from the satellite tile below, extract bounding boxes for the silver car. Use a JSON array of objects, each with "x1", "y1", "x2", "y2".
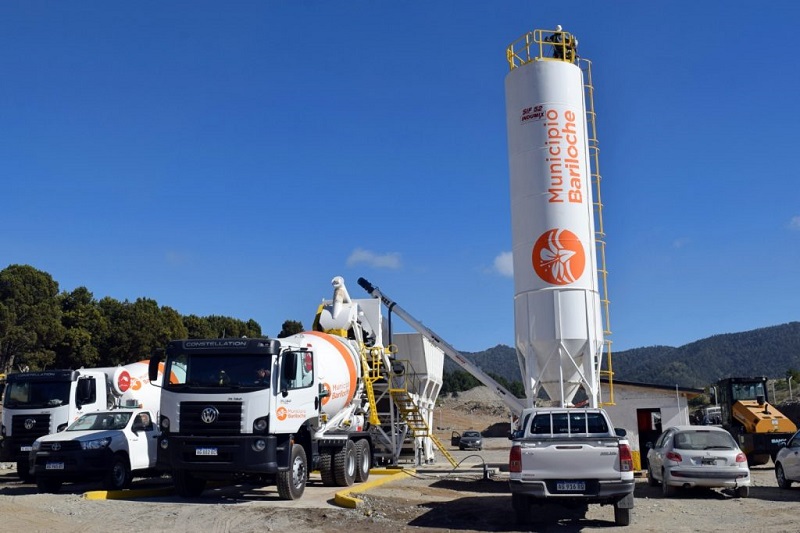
[
  {"x1": 458, "y1": 430, "x2": 483, "y2": 451},
  {"x1": 775, "y1": 429, "x2": 800, "y2": 489},
  {"x1": 646, "y1": 425, "x2": 750, "y2": 498}
]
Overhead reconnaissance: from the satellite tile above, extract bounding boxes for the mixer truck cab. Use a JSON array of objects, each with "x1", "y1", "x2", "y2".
[
  {"x1": 0, "y1": 362, "x2": 156, "y2": 482},
  {"x1": 149, "y1": 331, "x2": 376, "y2": 500}
]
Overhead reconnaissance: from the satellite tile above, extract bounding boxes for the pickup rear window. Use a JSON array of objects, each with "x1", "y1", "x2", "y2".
[{"x1": 530, "y1": 412, "x2": 609, "y2": 435}]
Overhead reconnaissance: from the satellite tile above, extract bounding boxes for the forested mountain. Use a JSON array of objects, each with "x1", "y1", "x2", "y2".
[{"x1": 449, "y1": 322, "x2": 800, "y2": 389}]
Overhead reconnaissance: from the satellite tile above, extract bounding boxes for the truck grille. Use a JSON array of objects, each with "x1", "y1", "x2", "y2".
[
  {"x1": 179, "y1": 401, "x2": 242, "y2": 436},
  {"x1": 12, "y1": 414, "x2": 51, "y2": 439},
  {"x1": 40, "y1": 441, "x2": 82, "y2": 452}
]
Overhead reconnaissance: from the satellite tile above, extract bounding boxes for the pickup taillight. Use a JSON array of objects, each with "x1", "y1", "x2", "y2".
[
  {"x1": 618, "y1": 443, "x2": 633, "y2": 472},
  {"x1": 510, "y1": 445, "x2": 522, "y2": 473}
]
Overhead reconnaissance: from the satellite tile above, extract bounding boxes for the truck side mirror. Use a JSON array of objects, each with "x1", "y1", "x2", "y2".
[{"x1": 148, "y1": 355, "x2": 162, "y2": 383}]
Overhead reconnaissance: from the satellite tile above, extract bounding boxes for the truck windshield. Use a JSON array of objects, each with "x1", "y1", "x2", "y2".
[
  {"x1": 69, "y1": 412, "x2": 132, "y2": 431},
  {"x1": 3, "y1": 381, "x2": 71, "y2": 408},
  {"x1": 164, "y1": 353, "x2": 273, "y2": 390}
]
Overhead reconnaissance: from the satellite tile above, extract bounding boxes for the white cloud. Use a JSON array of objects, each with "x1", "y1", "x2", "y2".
[
  {"x1": 789, "y1": 216, "x2": 800, "y2": 231},
  {"x1": 346, "y1": 248, "x2": 401, "y2": 269},
  {"x1": 494, "y1": 251, "x2": 514, "y2": 277},
  {"x1": 672, "y1": 238, "x2": 690, "y2": 249}
]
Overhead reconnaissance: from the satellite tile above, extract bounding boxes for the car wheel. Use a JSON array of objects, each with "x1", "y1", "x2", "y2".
[
  {"x1": 735, "y1": 486, "x2": 749, "y2": 498},
  {"x1": 16, "y1": 459, "x2": 34, "y2": 483},
  {"x1": 647, "y1": 466, "x2": 658, "y2": 487},
  {"x1": 661, "y1": 470, "x2": 676, "y2": 497},
  {"x1": 776, "y1": 463, "x2": 793, "y2": 489}
]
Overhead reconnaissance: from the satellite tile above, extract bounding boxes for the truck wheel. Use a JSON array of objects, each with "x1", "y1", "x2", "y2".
[
  {"x1": 735, "y1": 486, "x2": 750, "y2": 498},
  {"x1": 333, "y1": 440, "x2": 356, "y2": 487},
  {"x1": 614, "y1": 503, "x2": 632, "y2": 526},
  {"x1": 103, "y1": 455, "x2": 132, "y2": 491},
  {"x1": 318, "y1": 450, "x2": 336, "y2": 486},
  {"x1": 354, "y1": 440, "x2": 371, "y2": 483},
  {"x1": 277, "y1": 444, "x2": 307, "y2": 500},
  {"x1": 174, "y1": 469, "x2": 207, "y2": 498},
  {"x1": 511, "y1": 493, "x2": 530, "y2": 525},
  {"x1": 776, "y1": 463, "x2": 793, "y2": 489},
  {"x1": 36, "y1": 477, "x2": 62, "y2": 493},
  {"x1": 16, "y1": 459, "x2": 33, "y2": 483}
]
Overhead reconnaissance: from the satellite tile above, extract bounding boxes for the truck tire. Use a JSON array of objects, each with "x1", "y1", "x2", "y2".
[
  {"x1": 36, "y1": 476, "x2": 62, "y2": 493},
  {"x1": 318, "y1": 450, "x2": 336, "y2": 486},
  {"x1": 17, "y1": 459, "x2": 33, "y2": 483},
  {"x1": 354, "y1": 439, "x2": 371, "y2": 483},
  {"x1": 511, "y1": 493, "x2": 530, "y2": 525},
  {"x1": 174, "y1": 469, "x2": 207, "y2": 498},
  {"x1": 614, "y1": 503, "x2": 632, "y2": 526},
  {"x1": 735, "y1": 486, "x2": 749, "y2": 498},
  {"x1": 333, "y1": 440, "x2": 356, "y2": 487},
  {"x1": 277, "y1": 443, "x2": 307, "y2": 500},
  {"x1": 776, "y1": 463, "x2": 793, "y2": 489},
  {"x1": 103, "y1": 454, "x2": 132, "y2": 491}
]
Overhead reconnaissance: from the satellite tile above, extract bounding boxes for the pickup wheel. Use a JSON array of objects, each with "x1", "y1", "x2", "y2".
[
  {"x1": 103, "y1": 454, "x2": 132, "y2": 491},
  {"x1": 318, "y1": 450, "x2": 336, "y2": 486},
  {"x1": 174, "y1": 469, "x2": 207, "y2": 498},
  {"x1": 354, "y1": 440, "x2": 371, "y2": 483},
  {"x1": 735, "y1": 486, "x2": 750, "y2": 498},
  {"x1": 36, "y1": 477, "x2": 62, "y2": 493},
  {"x1": 277, "y1": 444, "x2": 307, "y2": 500},
  {"x1": 614, "y1": 503, "x2": 632, "y2": 526},
  {"x1": 511, "y1": 493, "x2": 530, "y2": 525},
  {"x1": 16, "y1": 459, "x2": 34, "y2": 483},
  {"x1": 333, "y1": 440, "x2": 356, "y2": 487}
]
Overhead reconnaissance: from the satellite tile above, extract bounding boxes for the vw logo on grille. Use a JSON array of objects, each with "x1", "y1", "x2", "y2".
[
  {"x1": 51, "y1": 443, "x2": 61, "y2": 451},
  {"x1": 24, "y1": 418, "x2": 36, "y2": 430},
  {"x1": 201, "y1": 407, "x2": 219, "y2": 424}
]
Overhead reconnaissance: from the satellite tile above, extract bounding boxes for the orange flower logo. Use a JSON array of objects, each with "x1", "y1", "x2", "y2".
[
  {"x1": 320, "y1": 383, "x2": 331, "y2": 406},
  {"x1": 276, "y1": 407, "x2": 288, "y2": 421},
  {"x1": 532, "y1": 229, "x2": 585, "y2": 285}
]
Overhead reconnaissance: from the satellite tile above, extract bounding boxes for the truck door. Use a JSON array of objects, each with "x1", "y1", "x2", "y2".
[
  {"x1": 128, "y1": 411, "x2": 159, "y2": 470},
  {"x1": 272, "y1": 350, "x2": 317, "y2": 433}
]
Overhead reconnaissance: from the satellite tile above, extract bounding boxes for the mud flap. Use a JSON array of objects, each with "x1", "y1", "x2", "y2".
[{"x1": 616, "y1": 492, "x2": 634, "y2": 509}]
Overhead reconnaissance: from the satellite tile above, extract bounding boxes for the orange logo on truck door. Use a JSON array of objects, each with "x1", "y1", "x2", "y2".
[
  {"x1": 276, "y1": 407, "x2": 288, "y2": 421},
  {"x1": 532, "y1": 229, "x2": 585, "y2": 285}
]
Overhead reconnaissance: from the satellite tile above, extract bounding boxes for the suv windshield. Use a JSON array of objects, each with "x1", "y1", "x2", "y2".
[{"x1": 69, "y1": 412, "x2": 132, "y2": 431}]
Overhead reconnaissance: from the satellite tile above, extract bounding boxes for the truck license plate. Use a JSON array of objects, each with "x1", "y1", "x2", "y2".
[
  {"x1": 196, "y1": 447, "x2": 218, "y2": 456},
  {"x1": 46, "y1": 462, "x2": 64, "y2": 470},
  {"x1": 556, "y1": 481, "x2": 586, "y2": 492},
  {"x1": 20, "y1": 446, "x2": 32, "y2": 452}
]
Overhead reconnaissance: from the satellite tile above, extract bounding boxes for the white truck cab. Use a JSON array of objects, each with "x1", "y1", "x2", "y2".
[{"x1": 29, "y1": 408, "x2": 160, "y2": 493}]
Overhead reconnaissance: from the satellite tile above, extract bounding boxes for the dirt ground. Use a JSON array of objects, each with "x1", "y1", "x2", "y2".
[{"x1": 2, "y1": 387, "x2": 800, "y2": 532}]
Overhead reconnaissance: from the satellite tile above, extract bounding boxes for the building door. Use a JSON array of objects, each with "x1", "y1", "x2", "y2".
[{"x1": 637, "y1": 408, "x2": 662, "y2": 470}]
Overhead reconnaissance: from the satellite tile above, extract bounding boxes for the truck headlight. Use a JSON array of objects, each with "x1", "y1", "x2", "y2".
[
  {"x1": 31, "y1": 439, "x2": 41, "y2": 451},
  {"x1": 81, "y1": 437, "x2": 112, "y2": 450},
  {"x1": 160, "y1": 416, "x2": 170, "y2": 431}
]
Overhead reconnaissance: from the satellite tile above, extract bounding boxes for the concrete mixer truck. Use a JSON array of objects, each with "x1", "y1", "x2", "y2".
[
  {"x1": 0, "y1": 360, "x2": 161, "y2": 481},
  {"x1": 148, "y1": 277, "x2": 392, "y2": 500}
]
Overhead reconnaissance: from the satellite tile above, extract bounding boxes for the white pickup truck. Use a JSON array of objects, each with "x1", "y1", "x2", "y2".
[
  {"x1": 508, "y1": 408, "x2": 635, "y2": 526},
  {"x1": 28, "y1": 409, "x2": 160, "y2": 493}
]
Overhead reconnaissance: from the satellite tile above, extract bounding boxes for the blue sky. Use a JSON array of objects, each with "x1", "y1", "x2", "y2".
[{"x1": 2, "y1": 2, "x2": 799, "y2": 353}]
